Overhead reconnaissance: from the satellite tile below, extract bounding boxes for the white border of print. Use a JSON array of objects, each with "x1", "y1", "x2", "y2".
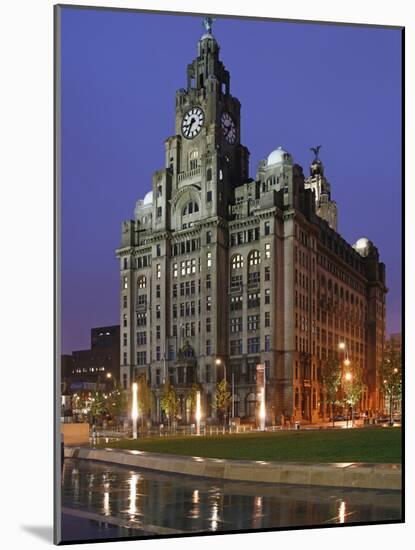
[{"x1": 0, "y1": 1, "x2": 411, "y2": 549}]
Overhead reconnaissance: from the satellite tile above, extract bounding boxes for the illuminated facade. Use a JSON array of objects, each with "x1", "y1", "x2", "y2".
[{"x1": 116, "y1": 23, "x2": 386, "y2": 423}]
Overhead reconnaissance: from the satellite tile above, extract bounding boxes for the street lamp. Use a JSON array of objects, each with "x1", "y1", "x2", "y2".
[
  {"x1": 195, "y1": 391, "x2": 201, "y2": 436},
  {"x1": 132, "y1": 382, "x2": 138, "y2": 439},
  {"x1": 259, "y1": 387, "x2": 266, "y2": 431},
  {"x1": 344, "y1": 371, "x2": 353, "y2": 428}
]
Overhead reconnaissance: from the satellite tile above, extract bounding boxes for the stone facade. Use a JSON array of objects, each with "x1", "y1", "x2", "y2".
[{"x1": 116, "y1": 27, "x2": 386, "y2": 424}]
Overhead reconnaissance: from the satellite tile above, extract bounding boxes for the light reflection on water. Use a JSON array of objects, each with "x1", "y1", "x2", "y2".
[{"x1": 61, "y1": 459, "x2": 401, "y2": 542}]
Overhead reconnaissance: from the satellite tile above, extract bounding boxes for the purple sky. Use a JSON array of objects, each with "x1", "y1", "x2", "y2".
[{"x1": 60, "y1": 8, "x2": 402, "y2": 354}]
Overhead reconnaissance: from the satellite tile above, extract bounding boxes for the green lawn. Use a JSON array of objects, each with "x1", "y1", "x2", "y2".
[{"x1": 99, "y1": 428, "x2": 401, "y2": 463}]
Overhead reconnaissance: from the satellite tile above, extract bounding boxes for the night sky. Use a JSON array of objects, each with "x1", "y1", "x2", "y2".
[{"x1": 60, "y1": 7, "x2": 402, "y2": 354}]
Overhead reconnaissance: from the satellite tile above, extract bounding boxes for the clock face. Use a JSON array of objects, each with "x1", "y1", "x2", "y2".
[
  {"x1": 181, "y1": 107, "x2": 205, "y2": 139},
  {"x1": 221, "y1": 112, "x2": 236, "y2": 144}
]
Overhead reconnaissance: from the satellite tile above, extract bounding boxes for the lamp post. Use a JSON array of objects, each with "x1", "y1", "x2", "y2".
[
  {"x1": 344, "y1": 371, "x2": 353, "y2": 428},
  {"x1": 259, "y1": 387, "x2": 266, "y2": 431},
  {"x1": 132, "y1": 382, "x2": 138, "y2": 439},
  {"x1": 195, "y1": 391, "x2": 201, "y2": 436}
]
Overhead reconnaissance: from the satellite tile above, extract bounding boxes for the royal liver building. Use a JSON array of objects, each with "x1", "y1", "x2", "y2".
[{"x1": 116, "y1": 20, "x2": 386, "y2": 423}]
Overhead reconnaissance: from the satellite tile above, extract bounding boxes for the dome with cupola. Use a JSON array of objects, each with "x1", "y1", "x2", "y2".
[{"x1": 267, "y1": 146, "x2": 293, "y2": 167}]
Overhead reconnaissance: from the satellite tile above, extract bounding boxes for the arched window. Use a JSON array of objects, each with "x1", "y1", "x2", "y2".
[
  {"x1": 248, "y1": 250, "x2": 261, "y2": 266},
  {"x1": 137, "y1": 275, "x2": 146, "y2": 289},
  {"x1": 189, "y1": 150, "x2": 199, "y2": 170},
  {"x1": 182, "y1": 201, "x2": 199, "y2": 216},
  {"x1": 231, "y1": 254, "x2": 243, "y2": 270}
]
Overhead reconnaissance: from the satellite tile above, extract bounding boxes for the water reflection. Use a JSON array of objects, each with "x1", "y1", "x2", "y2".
[
  {"x1": 61, "y1": 459, "x2": 401, "y2": 542},
  {"x1": 128, "y1": 473, "x2": 140, "y2": 518},
  {"x1": 338, "y1": 500, "x2": 346, "y2": 524}
]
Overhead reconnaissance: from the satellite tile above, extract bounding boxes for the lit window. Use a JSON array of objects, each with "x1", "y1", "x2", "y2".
[
  {"x1": 207, "y1": 251, "x2": 212, "y2": 268},
  {"x1": 265, "y1": 243, "x2": 271, "y2": 259},
  {"x1": 173, "y1": 263, "x2": 178, "y2": 278},
  {"x1": 123, "y1": 276, "x2": 128, "y2": 289},
  {"x1": 231, "y1": 254, "x2": 243, "y2": 270},
  {"x1": 248, "y1": 250, "x2": 261, "y2": 266},
  {"x1": 156, "y1": 264, "x2": 161, "y2": 279},
  {"x1": 138, "y1": 275, "x2": 146, "y2": 288}
]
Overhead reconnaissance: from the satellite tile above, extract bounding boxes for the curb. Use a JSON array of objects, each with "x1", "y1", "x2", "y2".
[{"x1": 64, "y1": 447, "x2": 401, "y2": 491}]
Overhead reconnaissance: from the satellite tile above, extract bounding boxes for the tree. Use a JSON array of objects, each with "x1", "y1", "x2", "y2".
[
  {"x1": 322, "y1": 357, "x2": 342, "y2": 427},
  {"x1": 342, "y1": 367, "x2": 364, "y2": 426},
  {"x1": 160, "y1": 382, "x2": 180, "y2": 429},
  {"x1": 381, "y1": 345, "x2": 402, "y2": 424},
  {"x1": 212, "y1": 379, "x2": 231, "y2": 427},
  {"x1": 89, "y1": 391, "x2": 107, "y2": 424},
  {"x1": 106, "y1": 387, "x2": 129, "y2": 425}
]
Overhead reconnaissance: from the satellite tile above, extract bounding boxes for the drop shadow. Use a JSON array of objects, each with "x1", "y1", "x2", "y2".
[{"x1": 21, "y1": 525, "x2": 53, "y2": 543}]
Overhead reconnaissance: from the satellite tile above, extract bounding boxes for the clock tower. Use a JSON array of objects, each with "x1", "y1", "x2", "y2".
[{"x1": 164, "y1": 18, "x2": 250, "y2": 222}]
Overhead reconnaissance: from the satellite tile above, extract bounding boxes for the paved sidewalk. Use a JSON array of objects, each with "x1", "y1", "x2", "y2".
[{"x1": 65, "y1": 446, "x2": 401, "y2": 491}]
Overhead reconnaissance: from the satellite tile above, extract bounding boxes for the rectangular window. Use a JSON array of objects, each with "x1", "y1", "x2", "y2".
[
  {"x1": 156, "y1": 346, "x2": 161, "y2": 361},
  {"x1": 206, "y1": 339, "x2": 211, "y2": 356},
  {"x1": 205, "y1": 364, "x2": 211, "y2": 383},
  {"x1": 172, "y1": 283, "x2": 177, "y2": 298},
  {"x1": 264, "y1": 266, "x2": 270, "y2": 281},
  {"x1": 230, "y1": 339, "x2": 243, "y2": 355},
  {"x1": 156, "y1": 325, "x2": 161, "y2": 339},
  {"x1": 265, "y1": 288, "x2": 270, "y2": 305},
  {"x1": 123, "y1": 295, "x2": 127, "y2": 308},
  {"x1": 156, "y1": 369, "x2": 161, "y2": 385},
  {"x1": 123, "y1": 276, "x2": 128, "y2": 289},
  {"x1": 248, "y1": 292, "x2": 261, "y2": 308},
  {"x1": 265, "y1": 243, "x2": 271, "y2": 259},
  {"x1": 247, "y1": 315, "x2": 259, "y2": 331},
  {"x1": 265, "y1": 335, "x2": 271, "y2": 352},
  {"x1": 156, "y1": 284, "x2": 160, "y2": 298},
  {"x1": 156, "y1": 264, "x2": 161, "y2": 279},
  {"x1": 206, "y1": 317, "x2": 211, "y2": 333},
  {"x1": 206, "y1": 231, "x2": 212, "y2": 244},
  {"x1": 138, "y1": 294, "x2": 147, "y2": 307},
  {"x1": 230, "y1": 317, "x2": 243, "y2": 333},
  {"x1": 264, "y1": 221, "x2": 270, "y2": 236},
  {"x1": 181, "y1": 261, "x2": 186, "y2": 276},
  {"x1": 206, "y1": 296, "x2": 212, "y2": 311},
  {"x1": 123, "y1": 352, "x2": 128, "y2": 365},
  {"x1": 207, "y1": 190, "x2": 212, "y2": 202},
  {"x1": 123, "y1": 313, "x2": 127, "y2": 328},
  {"x1": 123, "y1": 333, "x2": 127, "y2": 346},
  {"x1": 136, "y1": 332, "x2": 146, "y2": 346},
  {"x1": 230, "y1": 295, "x2": 243, "y2": 311},
  {"x1": 265, "y1": 311, "x2": 270, "y2": 327},
  {"x1": 137, "y1": 313, "x2": 147, "y2": 326},
  {"x1": 248, "y1": 271, "x2": 260, "y2": 285},
  {"x1": 157, "y1": 206, "x2": 162, "y2": 217},
  {"x1": 156, "y1": 304, "x2": 161, "y2": 319},
  {"x1": 156, "y1": 244, "x2": 161, "y2": 257},
  {"x1": 137, "y1": 351, "x2": 147, "y2": 365},
  {"x1": 173, "y1": 263, "x2": 178, "y2": 278},
  {"x1": 230, "y1": 275, "x2": 243, "y2": 289},
  {"x1": 207, "y1": 251, "x2": 212, "y2": 268},
  {"x1": 247, "y1": 337, "x2": 260, "y2": 354}
]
